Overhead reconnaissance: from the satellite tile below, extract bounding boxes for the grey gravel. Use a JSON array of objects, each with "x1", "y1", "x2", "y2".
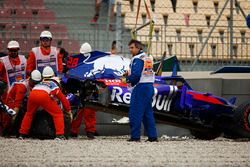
[{"x1": 0, "y1": 136, "x2": 250, "y2": 167}]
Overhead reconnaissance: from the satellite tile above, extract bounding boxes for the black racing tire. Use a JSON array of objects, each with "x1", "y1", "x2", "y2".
[
  {"x1": 230, "y1": 100, "x2": 250, "y2": 138},
  {"x1": 190, "y1": 129, "x2": 222, "y2": 140},
  {"x1": 29, "y1": 110, "x2": 71, "y2": 139}
]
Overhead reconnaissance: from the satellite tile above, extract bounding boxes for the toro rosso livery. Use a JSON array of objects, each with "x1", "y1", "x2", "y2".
[{"x1": 62, "y1": 51, "x2": 250, "y2": 140}]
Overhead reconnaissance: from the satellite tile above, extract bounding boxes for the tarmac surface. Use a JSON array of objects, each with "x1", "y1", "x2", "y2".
[{"x1": 0, "y1": 136, "x2": 250, "y2": 167}]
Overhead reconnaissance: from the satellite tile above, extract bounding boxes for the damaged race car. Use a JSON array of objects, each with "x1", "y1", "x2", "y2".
[{"x1": 62, "y1": 51, "x2": 250, "y2": 140}]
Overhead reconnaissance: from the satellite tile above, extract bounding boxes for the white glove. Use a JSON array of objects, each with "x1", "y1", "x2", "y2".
[{"x1": 4, "y1": 105, "x2": 16, "y2": 116}]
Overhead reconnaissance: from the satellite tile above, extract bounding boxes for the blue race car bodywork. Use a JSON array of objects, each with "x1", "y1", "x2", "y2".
[{"x1": 63, "y1": 51, "x2": 250, "y2": 140}]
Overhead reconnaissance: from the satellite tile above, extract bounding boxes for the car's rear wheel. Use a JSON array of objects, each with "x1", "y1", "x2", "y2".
[
  {"x1": 29, "y1": 110, "x2": 71, "y2": 139},
  {"x1": 190, "y1": 129, "x2": 222, "y2": 140},
  {"x1": 230, "y1": 101, "x2": 250, "y2": 138}
]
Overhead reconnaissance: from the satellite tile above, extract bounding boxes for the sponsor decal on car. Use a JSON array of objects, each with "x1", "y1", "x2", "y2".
[{"x1": 110, "y1": 85, "x2": 178, "y2": 112}]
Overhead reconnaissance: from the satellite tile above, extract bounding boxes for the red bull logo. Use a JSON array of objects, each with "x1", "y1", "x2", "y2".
[{"x1": 110, "y1": 85, "x2": 178, "y2": 112}]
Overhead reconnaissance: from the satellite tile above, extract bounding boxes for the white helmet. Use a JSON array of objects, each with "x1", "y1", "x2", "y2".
[
  {"x1": 40, "y1": 30, "x2": 52, "y2": 38},
  {"x1": 80, "y1": 42, "x2": 92, "y2": 54},
  {"x1": 42, "y1": 66, "x2": 55, "y2": 78},
  {"x1": 30, "y1": 70, "x2": 42, "y2": 83},
  {"x1": 7, "y1": 40, "x2": 20, "y2": 49}
]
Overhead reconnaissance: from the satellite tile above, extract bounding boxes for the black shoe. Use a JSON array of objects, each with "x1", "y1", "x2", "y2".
[
  {"x1": 94, "y1": 131, "x2": 99, "y2": 136},
  {"x1": 55, "y1": 135, "x2": 66, "y2": 140},
  {"x1": 70, "y1": 133, "x2": 78, "y2": 138},
  {"x1": 146, "y1": 137, "x2": 158, "y2": 142},
  {"x1": 127, "y1": 138, "x2": 140, "y2": 142},
  {"x1": 86, "y1": 132, "x2": 95, "y2": 139}
]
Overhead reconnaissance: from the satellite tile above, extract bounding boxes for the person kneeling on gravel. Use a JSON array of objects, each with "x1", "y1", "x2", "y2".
[
  {"x1": 19, "y1": 67, "x2": 72, "y2": 140},
  {"x1": 4, "y1": 70, "x2": 42, "y2": 136}
]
